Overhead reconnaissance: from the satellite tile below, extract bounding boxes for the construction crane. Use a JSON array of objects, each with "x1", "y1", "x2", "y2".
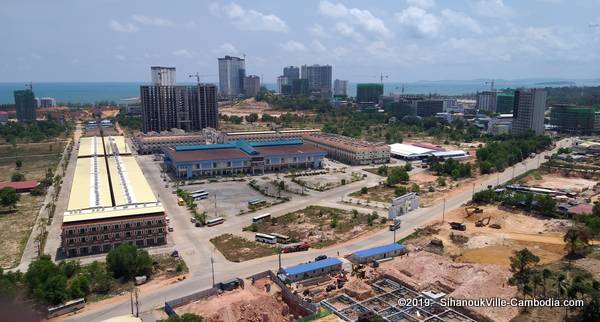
[
  {"x1": 26, "y1": 82, "x2": 33, "y2": 91},
  {"x1": 485, "y1": 80, "x2": 495, "y2": 91},
  {"x1": 379, "y1": 73, "x2": 389, "y2": 85},
  {"x1": 188, "y1": 73, "x2": 216, "y2": 84}
]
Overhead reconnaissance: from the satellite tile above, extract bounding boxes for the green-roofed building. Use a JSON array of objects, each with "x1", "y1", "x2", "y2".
[
  {"x1": 496, "y1": 92, "x2": 514, "y2": 114},
  {"x1": 550, "y1": 104, "x2": 597, "y2": 134},
  {"x1": 356, "y1": 83, "x2": 383, "y2": 104}
]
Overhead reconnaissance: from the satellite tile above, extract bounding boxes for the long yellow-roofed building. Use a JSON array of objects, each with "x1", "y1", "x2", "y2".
[{"x1": 61, "y1": 135, "x2": 166, "y2": 257}]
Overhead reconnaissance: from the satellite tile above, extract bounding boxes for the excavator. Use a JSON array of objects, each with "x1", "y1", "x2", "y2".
[
  {"x1": 475, "y1": 216, "x2": 491, "y2": 227},
  {"x1": 465, "y1": 206, "x2": 484, "y2": 217}
]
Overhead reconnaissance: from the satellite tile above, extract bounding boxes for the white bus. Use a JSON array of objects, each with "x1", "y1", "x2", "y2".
[
  {"x1": 192, "y1": 191, "x2": 209, "y2": 200},
  {"x1": 255, "y1": 233, "x2": 277, "y2": 244},
  {"x1": 271, "y1": 233, "x2": 290, "y2": 244},
  {"x1": 206, "y1": 217, "x2": 225, "y2": 227},
  {"x1": 248, "y1": 199, "x2": 266, "y2": 206},
  {"x1": 191, "y1": 189, "x2": 206, "y2": 195},
  {"x1": 252, "y1": 213, "x2": 271, "y2": 223}
]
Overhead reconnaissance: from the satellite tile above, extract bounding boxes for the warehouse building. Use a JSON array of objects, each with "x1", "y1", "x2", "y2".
[
  {"x1": 163, "y1": 139, "x2": 326, "y2": 179},
  {"x1": 209, "y1": 128, "x2": 321, "y2": 144},
  {"x1": 389, "y1": 143, "x2": 468, "y2": 161},
  {"x1": 303, "y1": 133, "x2": 390, "y2": 165},
  {"x1": 132, "y1": 130, "x2": 206, "y2": 154},
  {"x1": 350, "y1": 243, "x2": 406, "y2": 264},
  {"x1": 281, "y1": 258, "x2": 343, "y2": 283},
  {"x1": 61, "y1": 135, "x2": 166, "y2": 257}
]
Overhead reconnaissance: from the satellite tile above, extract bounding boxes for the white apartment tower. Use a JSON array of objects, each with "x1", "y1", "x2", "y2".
[
  {"x1": 218, "y1": 56, "x2": 246, "y2": 97},
  {"x1": 151, "y1": 66, "x2": 176, "y2": 86}
]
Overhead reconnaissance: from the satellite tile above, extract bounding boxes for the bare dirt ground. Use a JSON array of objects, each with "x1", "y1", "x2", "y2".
[
  {"x1": 0, "y1": 194, "x2": 45, "y2": 268},
  {"x1": 404, "y1": 205, "x2": 569, "y2": 267},
  {"x1": 574, "y1": 257, "x2": 600, "y2": 282},
  {"x1": 378, "y1": 251, "x2": 520, "y2": 322},
  {"x1": 219, "y1": 98, "x2": 316, "y2": 118},
  {"x1": 521, "y1": 173, "x2": 597, "y2": 192},
  {"x1": 175, "y1": 277, "x2": 294, "y2": 322},
  {"x1": 246, "y1": 206, "x2": 386, "y2": 249}
]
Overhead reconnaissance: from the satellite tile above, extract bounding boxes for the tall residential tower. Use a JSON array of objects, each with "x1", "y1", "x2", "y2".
[
  {"x1": 301, "y1": 64, "x2": 332, "y2": 96},
  {"x1": 140, "y1": 67, "x2": 218, "y2": 133},
  {"x1": 512, "y1": 88, "x2": 547, "y2": 135},
  {"x1": 218, "y1": 56, "x2": 246, "y2": 97},
  {"x1": 14, "y1": 89, "x2": 37, "y2": 122}
]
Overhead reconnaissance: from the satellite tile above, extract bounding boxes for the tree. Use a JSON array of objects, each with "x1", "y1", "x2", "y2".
[
  {"x1": 0, "y1": 187, "x2": 19, "y2": 210},
  {"x1": 245, "y1": 113, "x2": 259, "y2": 123},
  {"x1": 106, "y1": 243, "x2": 153, "y2": 280},
  {"x1": 509, "y1": 248, "x2": 540, "y2": 292},
  {"x1": 563, "y1": 229, "x2": 589, "y2": 261},
  {"x1": 68, "y1": 274, "x2": 90, "y2": 299},
  {"x1": 15, "y1": 159, "x2": 22, "y2": 168},
  {"x1": 593, "y1": 202, "x2": 600, "y2": 216},
  {"x1": 25, "y1": 256, "x2": 69, "y2": 305},
  {"x1": 387, "y1": 167, "x2": 409, "y2": 186},
  {"x1": 10, "y1": 172, "x2": 25, "y2": 182},
  {"x1": 158, "y1": 313, "x2": 204, "y2": 322}
]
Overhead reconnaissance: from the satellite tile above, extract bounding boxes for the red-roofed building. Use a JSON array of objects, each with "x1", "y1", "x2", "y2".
[
  {"x1": 0, "y1": 111, "x2": 8, "y2": 123},
  {"x1": 0, "y1": 180, "x2": 39, "y2": 193},
  {"x1": 567, "y1": 203, "x2": 593, "y2": 216}
]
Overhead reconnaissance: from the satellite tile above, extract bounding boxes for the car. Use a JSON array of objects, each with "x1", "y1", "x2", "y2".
[
  {"x1": 170, "y1": 250, "x2": 179, "y2": 257},
  {"x1": 168, "y1": 226, "x2": 174, "y2": 232},
  {"x1": 315, "y1": 255, "x2": 328, "y2": 261},
  {"x1": 195, "y1": 222, "x2": 202, "y2": 227},
  {"x1": 190, "y1": 217, "x2": 196, "y2": 223}
]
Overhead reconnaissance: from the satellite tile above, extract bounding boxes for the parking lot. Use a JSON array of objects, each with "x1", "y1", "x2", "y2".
[{"x1": 181, "y1": 181, "x2": 278, "y2": 218}]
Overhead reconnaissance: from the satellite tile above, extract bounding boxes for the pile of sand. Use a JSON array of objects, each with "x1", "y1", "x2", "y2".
[
  {"x1": 378, "y1": 251, "x2": 519, "y2": 322},
  {"x1": 343, "y1": 279, "x2": 372, "y2": 300},
  {"x1": 178, "y1": 286, "x2": 294, "y2": 322}
]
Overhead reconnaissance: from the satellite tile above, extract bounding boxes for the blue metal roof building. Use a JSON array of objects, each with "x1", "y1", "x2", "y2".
[
  {"x1": 282, "y1": 258, "x2": 343, "y2": 282},
  {"x1": 351, "y1": 243, "x2": 406, "y2": 264},
  {"x1": 163, "y1": 139, "x2": 326, "y2": 179}
]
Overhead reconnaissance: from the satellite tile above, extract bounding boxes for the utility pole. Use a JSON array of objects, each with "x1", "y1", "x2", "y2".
[
  {"x1": 210, "y1": 256, "x2": 215, "y2": 287},
  {"x1": 130, "y1": 291, "x2": 134, "y2": 315},
  {"x1": 442, "y1": 198, "x2": 446, "y2": 223},
  {"x1": 472, "y1": 183, "x2": 475, "y2": 197},
  {"x1": 379, "y1": 73, "x2": 389, "y2": 85},
  {"x1": 278, "y1": 249, "x2": 282, "y2": 272},
  {"x1": 393, "y1": 228, "x2": 396, "y2": 243},
  {"x1": 134, "y1": 287, "x2": 140, "y2": 317}
]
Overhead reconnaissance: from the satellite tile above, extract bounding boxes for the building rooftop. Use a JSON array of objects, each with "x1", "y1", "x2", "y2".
[
  {"x1": 351, "y1": 243, "x2": 406, "y2": 259},
  {"x1": 77, "y1": 136, "x2": 104, "y2": 158},
  {"x1": 67, "y1": 156, "x2": 112, "y2": 211},
  {"x1": 107, "y1": 156, "x2": 158, "y2": 205},
  {"x1": 0, "y1": 180, "x2": 39, "y2": 190},
  {"x1": 567, "y1": 203, "x2": 593, "y2": 215},
  {"x1": 304, "y1": 133, "x2": 389, "y2": 152},
  {"x1": 389, "y1": 143, "x2": 435, "y2": 156},
  {"x1": 105, "y1": 136, "x2": 131, "y2": 156},
  {"x1": 166, "y1": 140, "x2": 326, "y2": 162},
  {"x1": 283, "y1": 258, "x2": 342, "y2": 276}
]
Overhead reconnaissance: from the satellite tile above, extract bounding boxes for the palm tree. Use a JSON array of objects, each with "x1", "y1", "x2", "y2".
[
  {"x1": 564, "y1": 229, "x2": 589, "y2": 266},
  {"x1": 556, "y1": 273, "x2": 570, "y2": 320},
  {"x1": 531, "y1": 271, "x2": 543, "y2": 298},
  {"x1": 542, "y1": 268, "x2": 553, "y2": 297}
]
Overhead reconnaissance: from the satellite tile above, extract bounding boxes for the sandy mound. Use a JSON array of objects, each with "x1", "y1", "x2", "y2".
[{"x1": 378, "y1": 251, "x2": 519, "y2": 322}]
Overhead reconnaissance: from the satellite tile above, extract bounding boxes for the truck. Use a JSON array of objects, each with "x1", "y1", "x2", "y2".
[
  {"x1": 281, "y1": 242, "x2": 310, "y2": 253},
  {"x1": 389, "y1": 218, "x2": 402, "y2": 231},
  {"x1": 449, "y1": 222, "x2": 466, "y2": 231}
]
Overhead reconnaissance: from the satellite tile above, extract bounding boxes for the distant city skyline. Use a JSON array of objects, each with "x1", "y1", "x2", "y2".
[{"x1": 2, "y1": 0, "x2": 600, "y2": 83}]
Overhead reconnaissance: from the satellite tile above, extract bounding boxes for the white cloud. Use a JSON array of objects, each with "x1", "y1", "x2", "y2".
[
  {"x1": 107, "y1": 20, "x2": 139, "y2": 33},
  {"x1": 335, "y1": 22, "x2": 365, "y2": 42},
  {"x1": 406, "y1": 0, "x2": 436, "y2": 9},
  {"x1": 441, "y1": 9, "x2": 482, "y2": 34},
  {"x1": 217, "y1": 43, "x2": 238, "y2": 54},
  {"x1": 472, "y1": 0, "x2": 514, "y2": 18},
  {"x1": 211, "y1": 2, "x2": 288, "y2": 32},
  {"x1": 173, "y1": 49, "x2": 193, "y2": 58},
  {"x1": 396, "y1": 7, "x2": 441, "y2": 38},
  {"x1": 311, "y1": 40, "x2": 327, "y2": 52},
  {"x1": 309, "y1": 24, "x2": 328, "y2": 38},
  {"x1": 132, "y1": 15, "x2": 174, "y2": 27},
  {"x1": 280, "y1": 41, "x2": 307, "y2": 52},
  {"x1": 185, "y1": 21, "x2": 198, "y2": 29},
  {"x1": 114, "y1": 54, "x2": 126, "y2": 61},
  {"x1": 318, "y1": 1, "x2": 390, "y2": 37}
]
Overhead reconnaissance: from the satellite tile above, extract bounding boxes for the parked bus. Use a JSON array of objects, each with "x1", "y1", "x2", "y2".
[
  {"x1": 248, "y1": 199, "x2": 266, "y2": 206},
  {"x1": 271, "y1": 233, "x2": 291, "y2": 244},
  {"x1": 192, "y1": 191, "x2": 209, "y2": 200},
  {"x1": 252, "y1": 213, "x2": 271, "y2": 223},
  {"x1": 191, "y1": 189, "x2": 206, "y2": 194},
  {"x1": 206, "y1": 217, "x2": 225, "y2": 227},
  {"x1": 47, "y1": 298, "x2": 86, "y2": 318},
  {"x1": 255, "y1": 233, "x2": 277, "y2": 244}
]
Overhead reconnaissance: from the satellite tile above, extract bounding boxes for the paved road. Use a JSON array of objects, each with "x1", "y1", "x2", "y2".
[{"x1": 66, "y1": 138, "x2": 572, "y2": 322}]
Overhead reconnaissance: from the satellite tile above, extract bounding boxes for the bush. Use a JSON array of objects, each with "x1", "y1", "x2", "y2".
[
  {"x1": 360, "y1": 187, "x2": 368, "y2": 194},
  {"x1": 106, "y1": 244, "x2": 153, "y2": 280},
  {"x1": 11, "y1": 172, "x2": 25, "y2": 182}
]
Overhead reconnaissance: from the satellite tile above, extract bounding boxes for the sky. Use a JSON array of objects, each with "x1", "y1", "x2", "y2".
[{"x1": 2, "y1": 0, "x2": 600, "y2": 83}]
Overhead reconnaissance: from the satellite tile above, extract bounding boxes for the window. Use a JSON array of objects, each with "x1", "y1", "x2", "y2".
[
  {"x1": 147, "y1": 221, "x2": 152, "y2": 226},
  {"x1": 68, "y1": 238, "x2": 74, "y2": 244},
  {"x1": 92, "y1": 236, "x2": 97, "y2": 241},
  {"x1": 115, "y1": 233, "x2": 120, "y2": 239},
  {"x1": 79, "y1": 228, "x2": 85, "y2": 234},
  {"x1": 67, "y1": 229, "x2": 74, "y2": 235},
  {"x1": 114, "y1": 224, "x2": 119, "y2": 229},
  {"x1": 104, "y1": 235, "x2": 109, "y2": 240},
  {"x1": 102, "y1": 226, "x2": 108, "y2": 231},
  {"x1": 125, "y1": 223, "x2": 130, "y2": 228},
  {"x1": 136, "y1": 222, "x2": 141, "y2": 227},
  {"x1": 125, "y1": 232, "x2": 131, "y2": 237}
]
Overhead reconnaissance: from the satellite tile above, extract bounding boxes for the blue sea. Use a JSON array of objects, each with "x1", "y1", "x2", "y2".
[{"x1": 1, "y1": 79, "x2": 599, "y2": 104}]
